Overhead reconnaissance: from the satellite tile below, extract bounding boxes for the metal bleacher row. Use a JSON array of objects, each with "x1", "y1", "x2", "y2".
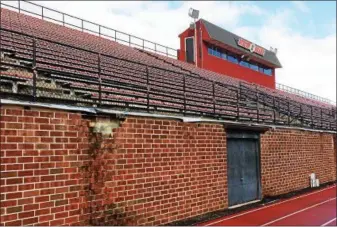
[{"x1": 0, "y1": 7, "x2": 336, "y2": 131}]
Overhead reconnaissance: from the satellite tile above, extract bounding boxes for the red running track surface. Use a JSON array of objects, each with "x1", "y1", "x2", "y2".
[
  {"x1": 321, "y1": 217, "x2": 336, "y2": 226},
  {"x1": 199, "y1": 184, "x2": 336, "y2": 226}
]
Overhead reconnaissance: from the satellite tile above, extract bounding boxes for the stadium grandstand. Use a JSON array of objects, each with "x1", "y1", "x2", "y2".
[
  {"x1": 0, "y1": 1, "x2": 336, "y2": 131},
  {"x1": 0, "y1": 1, "x2": 337, "y2": 225}
]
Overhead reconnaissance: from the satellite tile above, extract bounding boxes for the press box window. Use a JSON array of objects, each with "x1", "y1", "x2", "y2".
[
  {"x1": 240, "y1": 60, "x2": 249, "y2": 68},
  {"x1": 264, "y1": 68, "x2": 272, "y2": 76},
  {"x1": 207, "y1": 44, "x2": 273, "y2": 76},
  {"x1": 214, "y1": 49, "x2": 221, "y2": 58},
  {"x1": 228, "y1": 55, "x2": 238, "y2": 64},
  {"x1": 221, "y1": 53, "x2": 227, "y2": 60},
  {"x1": 250, "y1": 63, "x2": 259, "y2": 71}
]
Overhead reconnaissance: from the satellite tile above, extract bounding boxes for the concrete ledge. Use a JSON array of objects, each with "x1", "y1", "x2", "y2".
[
  {"x1": 1, "y1": 98, "x2": 335, "y2": 134},
  {"x1": 0, "y1": 99, "x2": 96, "y2": 113}
]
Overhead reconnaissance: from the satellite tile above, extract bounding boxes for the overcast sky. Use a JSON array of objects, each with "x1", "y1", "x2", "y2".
[{"x1": 3, "y1": 1, "x2": 336, "y2": 102}]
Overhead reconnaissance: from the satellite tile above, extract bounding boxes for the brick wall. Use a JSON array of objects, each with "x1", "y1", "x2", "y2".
[
  {"x1": 0, "y1": 105, "x2": 228, "y2": 226},
  {"x1": 330, "y1": 134, "x2": 336, "y2": 184},
  {"x1": 0, "y1": 105, "x2": 91, "y2": 226},
  {"x1": 1, "y1": 105, "x2": 336, "y2": 226},
  {"x1": 105, "y1": 117, "x2": 228, "y2": 225},
  {"x1": 261, "y1": 129, "x2": 337, "y2": 196}
]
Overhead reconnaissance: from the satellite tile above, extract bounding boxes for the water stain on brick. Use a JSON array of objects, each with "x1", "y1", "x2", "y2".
[
  {"x1": 7, "y1": 206, "x2": 22, "y2": 214},
  {"x1": 50, "y1": 194, "x2": 64, "y2": 200},
  {"x1": 55, "y1": 199, "x2": 68, "y2": 206},
  {"x1": 70, "y1": 185, "x2": 81, "y2": 192},
  {"x1": 2, "y1": 172, "x2": 18, "y2": 178},
  {"x1": 50, "y1": 168, "x2": 63, "y2": 174}
]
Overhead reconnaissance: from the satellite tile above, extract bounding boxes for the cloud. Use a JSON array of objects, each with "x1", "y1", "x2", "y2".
[
  {"x1": 292, "y1": 1, "x2": 310, "y2": 13},
  {"x1": 257, "y1": 9, "x2": 336, "y2": 102},
  {"x1": 3, "y1": 1, "x2": 335, "y2": 102},
  {"x1": 23, "y1": 1, "x2": 266, "y2": 48}
]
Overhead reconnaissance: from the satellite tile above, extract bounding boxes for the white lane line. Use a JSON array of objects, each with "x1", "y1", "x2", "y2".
[
  {"x1": 321, "y1": 217, "x2": 337, "y2": 226},
  {"x1": 261, "y1": 197, "x2": 336, "y2": 226},
  {"x1": 205, "y1": 185, "x2": 336, "y2": 226}
]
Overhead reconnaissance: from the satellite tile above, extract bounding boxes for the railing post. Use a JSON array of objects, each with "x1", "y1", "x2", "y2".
[
  {"x1": 41, "y1": 7, "x2": 44, "y2": 19},
  {"x1": 146, "y1": 66, "x2": 150, "y2": 112},
  {"x1": 310, "y1": 106, "x2": 314, "y2": 128},
  {"x1": 236, "y1": 88, "x2": 240, "y2": 120},
  {"x1": 236, "y1": 87, "x2": 240, "y2": 120},
  {"x1": 287, "y1": 99, "x2": 290, "y2": 126},
  {"x1": 320, "y1": 108, "x2": 323, "y2": 129},
  {"x1": 99, "y1": 25, "x2": 101, "y2": 37},
  {"x1": 331, "y1": 109, "x2": 337, "y2": 130},
  {"x1": 18, "y1": 0, "x2": 20, "y2": 13},
  {"x1": 272, "y1": 96, "x2": 276, "y2": 124},
  {"x1": 256, "y1": 90, "x2": 260, "y2": 123},
  {"x1": 129, "y1": 35, "x2": 131, "y2": 47},
  {"x1": 212, "y1": 82, "x2": 216, "y2": 115},
  {"x1": 327, "y1": 108, "x2": 331, "y2": 130},
  {"x1": 81, "y1": 20, "x2": 84, "y2": 32},
  {"x1": 299, "y1": 104, "x2": 302, "y2": 126},
  {"x1": 183, "y1": 75, "x2": 186, "y2": 115},
  {"x1": 32, "y1": 39, "x2": 37, "y2": 102},
  {"x1": 98, "y1": 54, "x2": 101, "y2": 107},
  {"x1": 62, "y1": 14, "x2": 65, "y2": 26},
  {"x1": 154, "y1": 44, "x2": 157, "y2": 52},
  {"x1": 114, "y1": 30, "x2": 117, "y2": 42},
  {"x1": 166, "y1": 47, "x2": 169, "y2": 57},
  {"x1": 142, "y1": 40, "x2": 145, "y2": 49}
]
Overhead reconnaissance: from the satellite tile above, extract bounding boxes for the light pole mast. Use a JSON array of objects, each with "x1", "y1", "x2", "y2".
[
  {"x1": 194, "y1": 18, "x2": 197, "y2": 67},
  {"x1": 188, "y1": 8, "x2": 199, "y2": 67}
]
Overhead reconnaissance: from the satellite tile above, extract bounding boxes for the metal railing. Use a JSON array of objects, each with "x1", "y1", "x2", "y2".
[
  {"x1": 276, "y1": 83, "x2": 335, "y2": 106},
  {"x1": 2, "y1": 0, "x2": 334, "y2": 110},
  {"x1": 1, "y1": 28, "x2": 336, "y2": 131},
  {"x1": 0, "y1": 0, "x2": 178, "y2": 58}
]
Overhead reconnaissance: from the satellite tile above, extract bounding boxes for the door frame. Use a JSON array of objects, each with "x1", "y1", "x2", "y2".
[
  {"x1": 226, "y1": 130, "x2": 262, "y2": 206},
  {"x1": 185, "y1": 36, "x2": 194, "y2": 63}
]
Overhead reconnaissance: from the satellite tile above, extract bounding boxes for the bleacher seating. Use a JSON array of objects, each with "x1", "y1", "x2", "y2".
[
  {"x1": 142, "y1": 50, "x2": 335, "y2": 109},
  {"x1": 0, "y1": 7, "x2": 335, "y2": 131}
]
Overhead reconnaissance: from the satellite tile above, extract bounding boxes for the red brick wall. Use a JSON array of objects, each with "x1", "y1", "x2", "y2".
[
  {"x1": 1, "y1": 105, "x2": 336, "y2": 226},
  {"x1": 107, "y1": 118, "x2": 228, "y2": 225},
  {"x1": 333, "y1": 134, "x2": 337, "y2": 181},
  {"x1": 0, "y1": 105, "x2": 91, "y2": 226},
  {"x1": 260, "y1": 129, "x2": 337, "y2": 196},
  {"x1": 0, "y1": 105, "x2": 228, "y2": 226}
]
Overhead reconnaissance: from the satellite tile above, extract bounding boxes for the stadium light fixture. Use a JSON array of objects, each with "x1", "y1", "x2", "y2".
[
  {"x1": 274, "y1": 48, "x2": 278, "y2": 55},
  {"x1": 270, "y1": 46, "x2": 278, "y2": 55},
  {"x1": 188, "y1": 8, "x2": 199, "y2": 67},
  {"x1": 188, "y1": 8, "x2": 199, "y2": 19}
]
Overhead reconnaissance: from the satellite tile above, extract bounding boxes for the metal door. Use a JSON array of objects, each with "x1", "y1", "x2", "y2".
[
  {"x1": 227, "y1": 131, "x2": 261, "y2": 207},
  {"x1": 185, "y1": 37, "x2": 194, "y2": 63}
]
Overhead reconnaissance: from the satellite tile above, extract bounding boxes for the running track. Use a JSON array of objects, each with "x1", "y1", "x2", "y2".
[{"x1": 199, "y1": 184, "x2": 336, "y2": 226}]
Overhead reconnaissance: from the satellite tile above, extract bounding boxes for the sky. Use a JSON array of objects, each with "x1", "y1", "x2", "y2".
[{"x1": 2, "y1": 1, "x2": 336, "y2": 102}]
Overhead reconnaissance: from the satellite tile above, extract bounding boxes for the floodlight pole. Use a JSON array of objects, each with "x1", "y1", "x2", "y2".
[
  {"x1": 188, "y1": 8, "x2": 199, "y2": 68},
  {"x1": 194, "y1": 18, "x2": 197, "y2": 67}
]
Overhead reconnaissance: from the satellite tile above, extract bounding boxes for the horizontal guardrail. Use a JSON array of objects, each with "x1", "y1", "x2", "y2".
[
  {"x1": 276, "y1": 84, "x2": 335, "y2": 106},
  {"x1": 0, "y1": 0, "x2": 178, "y2": 58}
]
